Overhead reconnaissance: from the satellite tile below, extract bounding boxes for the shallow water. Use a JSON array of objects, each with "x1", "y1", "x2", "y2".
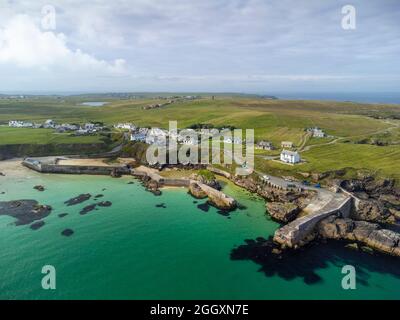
[
  {"x1": 80, "y1": 102, "x2": 108, "y2": 107},
  {"x1": 0, "y1": 172, "x2": 399, "y2": 299}
]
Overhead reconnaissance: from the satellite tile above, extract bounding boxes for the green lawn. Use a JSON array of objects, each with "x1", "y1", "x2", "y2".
[
  {"x1": 0, "y1": 126, "x2": 103, "y2": 145},
  {"x1": 255, "y1": 142, "x2": 400, "y2": 181}
]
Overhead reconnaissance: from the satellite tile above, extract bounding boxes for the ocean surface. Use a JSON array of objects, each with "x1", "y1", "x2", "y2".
[
  {"x1": 273, "y1": 92, "x2": 400, "y2": 104},
  {"x1": 0, "y1": 172, "x2": 399, "y2": 300}
]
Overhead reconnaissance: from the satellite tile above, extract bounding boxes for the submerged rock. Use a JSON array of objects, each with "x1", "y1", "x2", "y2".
[
  {"x1": 34, "y1": 185, "x2": 45, "y2": 192},
  {"x1": 0, "y1": 200, "x2": 52, "y2": 226},
  {"x1": 94, "y1": 194, "x2": 104, "y2": 199},
  {"x1": 61, "y1": 229, "x2": 74, "y2": 237},
  {"x1": 65, "y1": 194, "x2": 91, "y2": 206},
  {"x1": 197, "y1": 203, "x2": 210, "y2": 212},
  {"x1": 156, "y1": 203, "x2": 167, "y2": 208},
  {"x1": 58, "y1": 213, "x2": 68, "y2": 218},
  {"x1": 80, "y1": 204, "x2": 97, "y2": 215},
  {"x1": 30, "y1": 220, "x2": 45, "y2": 230},
  {"x1": 97, "y1": 201, "x2": 112, "y2": 207}
]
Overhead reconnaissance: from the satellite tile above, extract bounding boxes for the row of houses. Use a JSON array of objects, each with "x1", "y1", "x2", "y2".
[
  {"x1": 130, "y1": 127, "x2": 246, "y2": 146},
  {"x1": 8, "y1": 120, "x2": 103, "y2": 135},
  {"x1": 307, "y1": 127, "x2": 326, "y2": 138}
]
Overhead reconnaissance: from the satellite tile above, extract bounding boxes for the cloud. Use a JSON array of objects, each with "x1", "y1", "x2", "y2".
[{"x1": 0, "y1": 15, "x2": 126, "y2": 74}]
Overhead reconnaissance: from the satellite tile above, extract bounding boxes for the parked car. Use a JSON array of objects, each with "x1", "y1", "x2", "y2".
[
  {"x1": 302, "y1": 180, "x2": 310, "y2": 186},
  {"x1": 314, "y1": 183, "x2": 321, "y2": 188}
]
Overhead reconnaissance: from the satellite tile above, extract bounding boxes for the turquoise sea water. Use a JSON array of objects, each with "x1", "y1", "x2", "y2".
[{"x1": 0, "y1": 171, "x2": 399, "y2": 300}]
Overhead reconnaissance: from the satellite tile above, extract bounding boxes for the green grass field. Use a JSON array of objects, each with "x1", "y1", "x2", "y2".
[
  {"x1": 0, "y1": 126, "x2": 103, "y2": 145},
  {"x1": 1, "y1": 96, "x2": 399, "y2": 182}
]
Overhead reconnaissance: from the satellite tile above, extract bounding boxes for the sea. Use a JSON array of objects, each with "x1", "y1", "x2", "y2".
[{"x1": 0, "y1": 171, "x2": 399, "y2": 299}]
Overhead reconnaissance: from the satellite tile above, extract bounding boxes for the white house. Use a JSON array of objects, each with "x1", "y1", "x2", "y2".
[
  {"x1": 8, "y1": 120, "x2": 33, "y2": 128},
  {"x1": 130, "y1": 132, "x2": 147, "y2": 142},
  {"x1": 280, "y1": 150, "x2": 301, "y2": 164},
  {"x1": 115, "y1": 123, "x2": 136, "y2": 130},
  {"x1": 307, "y1": 127, "x2": 326, "y2": 138},
  {"x1": 44, "y1": 119, "x2": 56, "y2": 128}
]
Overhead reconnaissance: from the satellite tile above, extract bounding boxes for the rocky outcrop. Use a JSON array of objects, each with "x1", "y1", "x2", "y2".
[
  {"x1": 233, "y1": 175, "x2": 315, "y2": 222},
  {"x1": 340, "y1": 177, "x2": 400, "y2": 224},
  {"x1": 0, "y1": 200, "x2": 52, "y2": 226},
  {"x1": 266, "y1": 202, "x2": 300, "y2": 223},
  {"x1": 189, "y1": 172, "x2": 221, "y2": 190},
  {"x1": 207, "y1": 191, "x2": 237, "y2": 211},
  {"x1": 318, "y1": 216, "x2": 400, "y2": 257},
  {"x1": 188, "y1": 182, "x2": 207, "y2": 199}
]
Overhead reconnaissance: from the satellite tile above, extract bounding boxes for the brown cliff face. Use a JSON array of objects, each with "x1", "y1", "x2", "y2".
[{"x1": 318, "y1": 216, "x2": 400, "y2": 257}]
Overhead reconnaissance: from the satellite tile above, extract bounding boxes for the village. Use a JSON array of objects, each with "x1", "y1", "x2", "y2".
[{"x1": 7, "y1": 119, "x2": 328, "y2": 166}]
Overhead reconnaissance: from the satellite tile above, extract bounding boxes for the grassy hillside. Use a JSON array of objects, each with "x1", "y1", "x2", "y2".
[{"x1": 1, "y1": 96, "x2": 399, "y2": 181}]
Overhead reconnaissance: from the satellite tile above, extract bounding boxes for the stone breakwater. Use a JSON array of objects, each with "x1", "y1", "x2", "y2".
[
  {"x1": 131, "y1": 167, "x2": 237, "y2": 211},
  {"x1": 273, "y1": 195, "x2": 352, "y2": 248},
  {"x1": 22, "y1": 157, "x2": 130, "y2": 176}
]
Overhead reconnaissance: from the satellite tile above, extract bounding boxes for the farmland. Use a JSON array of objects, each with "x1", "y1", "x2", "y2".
[{"x1": 0, "y1": 95, "x2": 399, "y2": 182}]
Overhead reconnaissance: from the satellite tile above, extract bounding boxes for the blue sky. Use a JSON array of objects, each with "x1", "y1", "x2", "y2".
[{"x1": 0, "y1": 0, "x2": 399, "y2": 93}]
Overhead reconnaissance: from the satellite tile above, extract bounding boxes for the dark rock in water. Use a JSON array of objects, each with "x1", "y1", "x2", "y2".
[
  {"x1": 34, "y1": 185, "x2": 45, "y2": 192},
  {"x1": 197, "y1": 202, "x2": 210, "y2": 212},
  {"x1": 58, "y1": 213, "x2": 68, "y2": 218},
  {"x1": 217, "y1": 210, "x2": 230, "y2": 217},
  {"x1": 153, "y1": 190, "x2": 162, "y2": 196},
  {"x1": 102, "y1": 188, "x2": 106, "y2": 191},
  {"x1": 193, "y1": 201, "x2": 198, "y2": 204},
  {"x1": 30, "y1": 220, "x2": 45, "y2": 230},
  {"x1": 128, "y1": 182, "x2": 134, "y2": 185},
  {"x1": 94, "y1": 194, "x2": 104, "y2": 199},
  {"x1": 156, "y1": 203, "x2": 167, "y2": 208},
  {"x1": 80, "y1": 204, "x2": 97, "y2": 215},
  {"x1": 65, "y1": 194, "x2": 91, "y2": 206},
  {"x1": 0, "y1": 200, "x2": 52, "y2": 226},
  {"x1": 0, "y1": 192, "x2": 5, "y2": 195},
  {"x1": 98, "y1": 201, "x2": 112, "y2": 207},
  {"x1": 0, "y1": 172, "x2": 5, "y2": 176},
  {"x1": 237, "y1": 203, "x2": 247, "y2": 210},
  {"x1": 62, "y1": 229, "x2": 74, "y2": 237}
]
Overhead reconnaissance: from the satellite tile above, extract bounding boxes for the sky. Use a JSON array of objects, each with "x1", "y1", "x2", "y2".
[{"x1": 0, "y1": 0, "x2": 399, "y2": 93}]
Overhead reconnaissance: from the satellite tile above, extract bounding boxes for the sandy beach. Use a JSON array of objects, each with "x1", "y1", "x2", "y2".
[{"x1": 0, "y1": 158, "x2": 34, "y2": 179}]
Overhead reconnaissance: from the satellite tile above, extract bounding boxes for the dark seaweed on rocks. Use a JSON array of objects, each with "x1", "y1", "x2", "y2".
[
  {"x1": 65, "y1": 194, "x2": 91, "y2": 206},
  {"x1": 30, "y1": 220, "x2": 45, "y2": 230},
  {"x1": 62, "y1": 229, "x2": 74, "y2": 237},
  {"x1": 0, "y1": 200, "x2": 52, "y2": 226},
  {"x1": 80, "y1": 204, "x2": 97, "y2": 215},
  {"x1": 97, "y1": 201, "x2": 112, "y2": 207}
]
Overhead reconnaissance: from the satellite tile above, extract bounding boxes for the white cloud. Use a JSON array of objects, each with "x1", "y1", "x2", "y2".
[{"x1": 0, "y1": 15, "x2": 126, "y2": 74}]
